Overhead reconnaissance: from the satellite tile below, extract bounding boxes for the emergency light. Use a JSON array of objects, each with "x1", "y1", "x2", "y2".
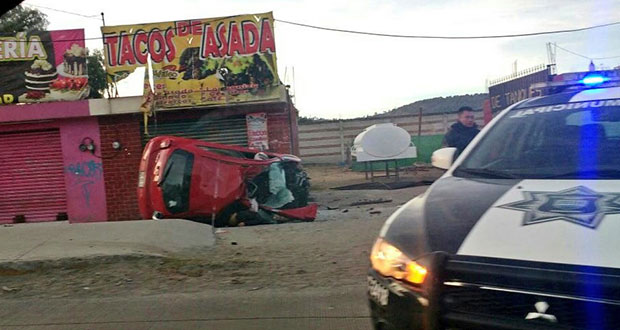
[
  {"x1": 530, "y1": 69, "x2": 620, "y2": 96},
  {"x1": 581, "y1": 75, "x2": 609, "y2": 86}
]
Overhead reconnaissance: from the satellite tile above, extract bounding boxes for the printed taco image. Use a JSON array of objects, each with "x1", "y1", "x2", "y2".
[
  {"x1": 177, "y1": 47, "x2": 219, "y2": 80},
  {"x1": 218, "y1": 54, "x2": 275, "y2": 89}
]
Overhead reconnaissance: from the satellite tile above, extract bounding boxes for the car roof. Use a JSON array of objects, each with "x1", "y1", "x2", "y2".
[{"x1": 514, "y1": 86, "x2": 620, "y2": 110}]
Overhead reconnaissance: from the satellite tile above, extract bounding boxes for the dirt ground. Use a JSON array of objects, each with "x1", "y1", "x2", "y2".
[{"x1": 0, "y1": 166, "x2": 442, "y2": 299}]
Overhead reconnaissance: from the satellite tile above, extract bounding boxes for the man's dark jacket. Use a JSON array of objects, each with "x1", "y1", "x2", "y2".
[{"x1": 443, "y1": 122, "x2": 480, "y2": 154}]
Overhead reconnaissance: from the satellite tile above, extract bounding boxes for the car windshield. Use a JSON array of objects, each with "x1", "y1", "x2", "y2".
[
  {"x1": 456, "y1": 100, "x2": 620, "y2": 179},
  {"x1": 161, "y1": 149, "x2": 194, "y2": 214}
]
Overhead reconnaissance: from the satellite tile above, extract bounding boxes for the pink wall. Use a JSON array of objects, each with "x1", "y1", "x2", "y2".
[
  {"x1": 0, "y1": 100, "x2": 89, "y2": 123},
  {"x1": 60, "y1": 118, "x2": 108, "y2": 222},
  {"x1": 0, "y1": 117, "x2": 108, "y2": 222}
]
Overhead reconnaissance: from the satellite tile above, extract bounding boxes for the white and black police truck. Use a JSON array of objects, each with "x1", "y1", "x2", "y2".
[{"x1": 368, "y1": 72, "x2": 620, "y2": 330}]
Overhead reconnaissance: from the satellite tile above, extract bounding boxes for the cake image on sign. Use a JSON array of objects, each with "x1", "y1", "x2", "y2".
[
  {"x1": 23, "y1": 59, "x2": 57, "y2": 99},
  {"x1": 48, "y1": 43, "x2": 89, "y2": 101},
  {"x1": 61, "y1": 44, "x2": 86, "y2": 76}
]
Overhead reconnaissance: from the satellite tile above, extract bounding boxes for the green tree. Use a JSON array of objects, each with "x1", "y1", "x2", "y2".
[
  {"x1": 87, "y1": 49, "x2": 110, "y2": 99},
  {"x1": 0, "y1": 5, "x2": 48, "y2": 33}
]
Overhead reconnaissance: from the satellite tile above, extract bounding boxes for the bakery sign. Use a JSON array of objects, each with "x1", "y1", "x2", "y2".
[
  {"x1": 101, "y1": 12, "x2": 280, "y2": 108},
  {"x1": 0, "y1": 29, "x2": 89, "y2": 105}
]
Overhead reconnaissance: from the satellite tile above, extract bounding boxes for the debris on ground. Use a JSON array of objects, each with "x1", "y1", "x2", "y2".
[
  {"x1": 349, "y1": 198, "x2": 393, "y2": 206},
  {"x1": 2, "y1": 286, "x2": 16, "y2": 292},
  {"x1": 369, "y1": 210, "x2": 382, "y2": 215},
  {"x1": 332, "y1": 181, "x2": 426, "y2": 190}
]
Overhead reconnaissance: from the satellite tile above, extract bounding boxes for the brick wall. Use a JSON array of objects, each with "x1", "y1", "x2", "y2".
[{"x1": 98, "y1": 114, "x2": 143, "y2": 221}]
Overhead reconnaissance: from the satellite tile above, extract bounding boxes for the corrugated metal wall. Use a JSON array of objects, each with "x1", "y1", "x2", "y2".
[
  {"x1": 0, "y1": 130, "x2": 67, "y2": 223},
  {"x1": 141, "y1": 116, "x2": 248, "y2": 146}
]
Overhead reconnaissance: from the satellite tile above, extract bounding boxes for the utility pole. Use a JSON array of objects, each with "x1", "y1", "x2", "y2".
[
  {"x1": 546, "y1": 42, "x2": 557, "y2": 74},
  {"x1": 101, "y1": 12, "x2": 106, "y2": 26},
  {"x1": 418, "y1": 107, "x2": 422, "y2": 138}
]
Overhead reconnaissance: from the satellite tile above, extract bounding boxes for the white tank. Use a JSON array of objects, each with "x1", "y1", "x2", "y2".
[{"x1": 352, "y1": 123, "x2": 417, "y2": 162}]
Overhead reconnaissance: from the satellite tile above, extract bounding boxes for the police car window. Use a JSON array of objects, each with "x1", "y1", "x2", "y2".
[{"x1": 455, "y1": 102, "x2": 620, "y2": 179}]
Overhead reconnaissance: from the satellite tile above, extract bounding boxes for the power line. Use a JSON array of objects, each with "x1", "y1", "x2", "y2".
[
  {"x1": 274, "y1": 19, "x2": 620, "y2": 39},
  {"x1": 11, "y1": 2, "x2": 620, "y2": 40},
  {"x1": 24, "y1": 3, "x2": 100, "y2": 20},
  {"x1": 4, "y1": 17, "x2": 620, "y2": 44},
  {"x1": 554, "y1": 43, "x2": 620, "y2": 60}
]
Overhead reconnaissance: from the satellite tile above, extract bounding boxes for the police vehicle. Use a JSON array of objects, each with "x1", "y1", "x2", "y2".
[{"x1": 368, "y1": 72, "x2": 620, "y2": 330}]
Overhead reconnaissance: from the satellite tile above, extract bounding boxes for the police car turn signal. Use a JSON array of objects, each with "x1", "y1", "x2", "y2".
[{"x1": 370, "y1": 238, "x2": 428, "y2": 285}]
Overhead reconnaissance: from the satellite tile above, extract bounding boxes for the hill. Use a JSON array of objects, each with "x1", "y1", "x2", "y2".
[
  {"x1": 298, "y1": 93, "x2": 488, "y2": 124},
  {"x1": 377, "y1": 93, "x2": 488, "y2": 117}
]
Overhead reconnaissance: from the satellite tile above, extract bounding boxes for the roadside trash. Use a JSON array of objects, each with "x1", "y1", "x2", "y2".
[
  {"x1": 231, "y1": 241, "x2": 238, "y2": 245},
  {"x1": 2, "y1": 286, "x2": 15, "y2": 292},
  {"x1": 138, "y1": 137, "x2": 318, "y2": 227},
  {"x1": 342, "y1": 209, "x2": 349, "y2": 213},
  {"x1": 249, "y1": 286, "x2": 262, "y2": 291},
  {"x1": 215, "y1": 229, "x2": 229, "y2": 234},
  {"x1": 326, "y1": 206, "x2": 339, "y2": 210},
  {"x1": 370, "y1": 210, "x2": 382, "y2": 215},
  {"x1": 349, "y1": 199, "x2": 392, "y2": 206}
]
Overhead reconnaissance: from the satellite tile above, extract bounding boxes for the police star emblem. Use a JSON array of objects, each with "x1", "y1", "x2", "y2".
[{"x1": 499, "y1": 186, "x2": 620, "y2": 229}]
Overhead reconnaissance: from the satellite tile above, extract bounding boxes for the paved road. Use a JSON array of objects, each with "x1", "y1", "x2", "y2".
[{"x1": 0, "y1": 286, "x2": 371, "y2": 330}]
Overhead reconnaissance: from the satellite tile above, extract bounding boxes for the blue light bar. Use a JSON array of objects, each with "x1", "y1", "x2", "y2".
[{"x1": 581, "y1": 75, "x2": 609, "y2": 86}]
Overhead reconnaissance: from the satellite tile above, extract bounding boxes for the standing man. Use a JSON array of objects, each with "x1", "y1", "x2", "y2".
[{"x1": 443, "y1": 106, "x2": 480, "y2": 156}]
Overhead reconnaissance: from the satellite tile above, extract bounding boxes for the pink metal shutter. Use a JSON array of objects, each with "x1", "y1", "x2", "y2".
[{"x1": 0, "y1": 129, "x2": 68, "y2": 223}]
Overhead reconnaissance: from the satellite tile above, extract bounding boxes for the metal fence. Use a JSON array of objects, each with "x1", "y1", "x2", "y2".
[{"x1": 298, "y1": 111, "x2": 485, "y2": 164}]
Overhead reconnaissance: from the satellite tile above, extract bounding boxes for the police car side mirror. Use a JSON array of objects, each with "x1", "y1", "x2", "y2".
[{"x1": 431, "y1": 147, "x2": 457, "y2": 170}]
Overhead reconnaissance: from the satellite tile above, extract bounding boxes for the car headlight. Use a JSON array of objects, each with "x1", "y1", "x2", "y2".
[
  {"x1": 370, "y1": 238, "x2": 428, "y2": 285},
  {"x1": 138, "y1": 171, "x2": 146, "y2": 188}
]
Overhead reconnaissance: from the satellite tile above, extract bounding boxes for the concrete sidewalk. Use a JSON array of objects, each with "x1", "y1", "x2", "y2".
[{"x1": 0, "y1": 219, "x2": 215, "y2": 263}]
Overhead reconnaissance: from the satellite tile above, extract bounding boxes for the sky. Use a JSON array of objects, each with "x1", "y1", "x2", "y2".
[{"x1": 21, "y1": 0, "x2": 620, "y2": 119}]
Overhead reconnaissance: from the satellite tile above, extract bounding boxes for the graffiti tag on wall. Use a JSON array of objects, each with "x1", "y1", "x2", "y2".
[{"x1": 65, "y1": 160, "x2": 103, "y2": 206}]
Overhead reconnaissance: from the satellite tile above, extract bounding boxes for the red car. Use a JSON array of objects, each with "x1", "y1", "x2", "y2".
[{"x1": 138, "y1": 136, "x2": 316, "y2": 226}]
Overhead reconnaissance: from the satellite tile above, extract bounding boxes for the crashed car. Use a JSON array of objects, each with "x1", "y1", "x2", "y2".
[
  {"x1": 138, "y1": 136, "x2": 316, "y2": 226},
  {"x1": 368, "y1": 72, "x2": 620, "y2": 330}
]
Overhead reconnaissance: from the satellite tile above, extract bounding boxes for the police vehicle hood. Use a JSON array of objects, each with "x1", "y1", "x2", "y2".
[{"x1": 382, "y1": 175, "x2": 620, "y2": 269}]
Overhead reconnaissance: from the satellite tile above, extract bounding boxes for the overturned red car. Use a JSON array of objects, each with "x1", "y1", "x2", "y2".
[{"x1": 138, "y1": 136, "x2": 317, "y2": 226}]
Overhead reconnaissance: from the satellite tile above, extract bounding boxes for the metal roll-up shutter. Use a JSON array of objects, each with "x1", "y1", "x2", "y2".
[
  {"x1": 0, "y1": 129, "x2": 68, "y2": 223},
  {"x1": 142, "y1": 116, "x2": 248, "y2": 146}
]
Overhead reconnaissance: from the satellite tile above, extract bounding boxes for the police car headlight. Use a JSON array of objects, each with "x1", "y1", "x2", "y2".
[{"x1": 370, "y1": 238, "x2": 428, "y2": 285}]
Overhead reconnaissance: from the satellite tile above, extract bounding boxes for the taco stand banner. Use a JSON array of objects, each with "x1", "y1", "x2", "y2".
[
  {"x1": 101, "y1": 12, "x2": 280, "y2": 108},
  {"x1": 0, "y1": 29, "x2": 89, "y2": 105}
]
